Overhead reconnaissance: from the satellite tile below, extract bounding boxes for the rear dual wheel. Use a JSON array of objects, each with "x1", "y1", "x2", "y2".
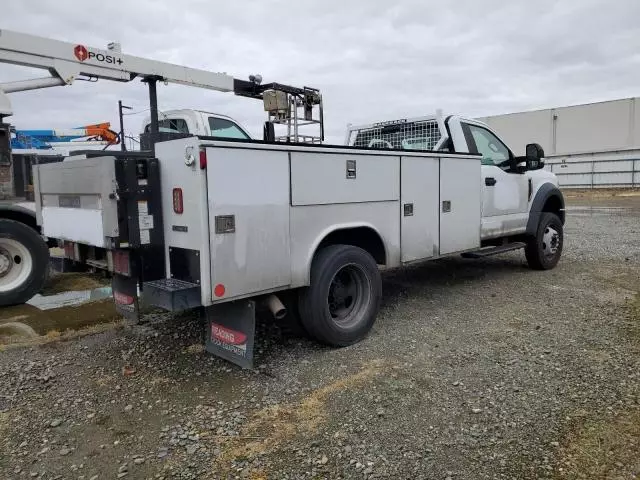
[{"x1": 299, "y1": 245, "x2": 382, "y2": 347}]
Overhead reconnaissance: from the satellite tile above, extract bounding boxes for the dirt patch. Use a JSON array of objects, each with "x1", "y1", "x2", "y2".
[
  {"x1": 554, "y1": 291, "x2": 640, "y2": 479},
  {"x1": 216, "y1": 359, "x2": 386, "y2": 475},
  {"x1": 42, "y1": 272, "x2": 109, "y2": 296},
  {"x1": 556, "y1": 409, "x2": 640, "y2": 479},
  {"x1": 0, "y1": 318, "x2": 123, "y2": 351},
  {"x1": 0, "y1": 322, "x2": 38, "y2": 345}
]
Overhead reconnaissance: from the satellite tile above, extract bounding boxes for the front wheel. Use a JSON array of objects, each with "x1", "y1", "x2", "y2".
[
  {"x1": 299, "y1": 245, "x2": 382, "y2": 347},
  {"x1": 0, "y1": 219, "x2": 49, "y2": 306},
  {"x1": 525, "y1": 212, "x2": 563, "y2": 270}
]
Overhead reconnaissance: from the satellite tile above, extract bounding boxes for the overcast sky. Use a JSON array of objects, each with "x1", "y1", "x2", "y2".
[{"x1": 2, "y1": 0, "x2": 640, "y2": 143}]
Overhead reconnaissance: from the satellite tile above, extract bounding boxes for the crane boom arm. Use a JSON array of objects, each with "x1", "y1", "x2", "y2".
[
  {"x1": 0, "y1": 29, "x2": 234, "y2": 93},
  {"x1": 12, "y1": 122, "x2": 119, "y2": 149},
  {"x1": 0, "y1": 29, "x2": 324, "y2": 146}
]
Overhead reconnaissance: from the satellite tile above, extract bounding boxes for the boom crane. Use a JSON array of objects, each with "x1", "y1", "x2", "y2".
[{"x1": 0, "y1": 29, "x2": 323, "y2": 145}]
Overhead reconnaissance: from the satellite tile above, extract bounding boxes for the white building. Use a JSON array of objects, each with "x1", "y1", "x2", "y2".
[{"x1": 477, "y1": 97, "x2": 640, "y2": 188}]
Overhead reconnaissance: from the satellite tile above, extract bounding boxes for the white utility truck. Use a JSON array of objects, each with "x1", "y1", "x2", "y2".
[{"x1": 0, "y1": 30, "x2": 564, "y2": 368}]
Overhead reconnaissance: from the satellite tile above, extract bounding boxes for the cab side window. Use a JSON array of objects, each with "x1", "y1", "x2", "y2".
[
  {"x1": 144, "y1": 119, "x2": 190, "y2": 134},
  {"x1": 208, "y1": 117, "x2": 249, "y2": 139},
  {"x1": 465, "y1": 124, "x2": 510, "y2": 167}
]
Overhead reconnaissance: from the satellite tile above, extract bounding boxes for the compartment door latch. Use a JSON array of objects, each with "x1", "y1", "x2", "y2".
[{"x1": 346, "y1": 159, "x2": 356, "y2": 179}]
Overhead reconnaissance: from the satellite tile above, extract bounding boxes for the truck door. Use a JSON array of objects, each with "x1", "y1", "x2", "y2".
[{"x1": 461, "y1": 122, "x2": 528, "y2": 238}]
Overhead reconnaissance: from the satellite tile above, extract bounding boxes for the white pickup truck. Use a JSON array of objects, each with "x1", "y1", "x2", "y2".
[{"x1": 30, "y1": 109, "x2": 564, "y2": 368}]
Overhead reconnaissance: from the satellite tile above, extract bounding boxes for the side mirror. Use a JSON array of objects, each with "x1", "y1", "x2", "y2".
[{"x1": 525, "y1": 143, "x2": 545, "y2": 170}]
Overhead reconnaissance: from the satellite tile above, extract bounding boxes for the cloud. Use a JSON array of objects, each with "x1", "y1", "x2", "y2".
[{"x1": 2, "y1": 0, "x2": 640, "y2": 143}]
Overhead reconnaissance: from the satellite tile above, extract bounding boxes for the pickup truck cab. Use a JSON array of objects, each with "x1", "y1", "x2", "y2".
[{"x1": 346, "y1": 114, "x2": 565, "y2": 270}]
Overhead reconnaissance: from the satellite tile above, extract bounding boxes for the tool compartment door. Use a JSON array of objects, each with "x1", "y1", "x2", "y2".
[
  {"x1": 290, "y1": 152, "x2": 399, "y2": 205},
  {"x1": 400, "y1": 156, "x2": 440, "y2": 262},
  {"x1": 206, "y1": 145, "x2": 291, "y2": 300},
  {"x1": 439, "y1": 156, "x2": 481, "y2": 254},
  {"x1": 35, "y1": 157, "x2": 117, "y2": 247}
]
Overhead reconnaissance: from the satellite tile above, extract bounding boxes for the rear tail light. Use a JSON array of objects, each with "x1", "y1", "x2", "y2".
[
  {"x1": 173, "y1": 188, "x2": 184, "y2": 214},
  {"x1": 199, "y1": 149, "x2": 207, "y2": 169},
  {"x1": 113, "y1": 250, "x2": 130, "y2": 276}
]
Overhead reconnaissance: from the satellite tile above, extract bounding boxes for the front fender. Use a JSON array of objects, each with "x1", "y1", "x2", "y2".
[{"x1": 526, "y1": 183, "x2": 565, "y2": 236}]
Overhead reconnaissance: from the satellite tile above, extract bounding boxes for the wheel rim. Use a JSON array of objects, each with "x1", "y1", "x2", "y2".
[
  {"x1": 542, "y1": 225, "x2": 560, "y2": 258},
  {"x1": 0, "y1": 238, "x2": 33, "y2": 293},
  {"x1": 327, "y1": 264, "x2": 371, "y2": 329}
]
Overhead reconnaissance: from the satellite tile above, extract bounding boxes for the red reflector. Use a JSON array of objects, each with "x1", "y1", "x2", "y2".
[
  {"x1": 114, "y1": 291, "x2": 134, "y2": 305},
  {"x1": 172, "y1": 188, "x2": 183, "y2": 214},
  {"x1": 214, "y1": 284, "x2": 226, "y2": 297},
  {"x1": 113, "y1": 250, "x2": 130, "y2": 276},
  {"x1": 199, "y1": 149, "x2": 207, "y2": 169}
]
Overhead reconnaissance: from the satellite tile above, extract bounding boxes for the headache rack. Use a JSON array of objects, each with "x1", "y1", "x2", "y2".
[{"x1": 345, "y1": 112, "x2": 449, "y2": 152}]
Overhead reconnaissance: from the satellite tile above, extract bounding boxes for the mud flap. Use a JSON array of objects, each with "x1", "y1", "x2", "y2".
[
  {"x1": 112, "y1": 274, "x2": 140, "y2": 323},
  {"x1": 204, "y1": 300, "x2": 256, "y2": 369}
]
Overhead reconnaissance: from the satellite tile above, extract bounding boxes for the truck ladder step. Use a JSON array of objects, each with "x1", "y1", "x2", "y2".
[
  {"x1": 143, "y1": 278, "x2": 201, "y2": 311},
  {"x1": 461, "y1": 242, "x2": 527, "y2": 259}
]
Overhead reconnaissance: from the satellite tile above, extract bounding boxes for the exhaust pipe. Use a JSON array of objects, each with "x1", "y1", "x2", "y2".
[{"x1": 265, "y1": 294, "x2": 287, "y2": 320}]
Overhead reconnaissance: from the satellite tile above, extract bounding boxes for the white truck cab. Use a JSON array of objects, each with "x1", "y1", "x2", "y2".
[
  {"x1": 446, "y1": 116, "x2": 560, "y2": 240},
  {"x1": 141, "y1": 110, "x2": 251, "y2": 140},
  {"x1": 346, "y1": 114, "x2": 564, "y2": 261}
]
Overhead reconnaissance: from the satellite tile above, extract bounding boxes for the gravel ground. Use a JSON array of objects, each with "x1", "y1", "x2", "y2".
[{"x1": 1, "y1": 196, "x2": 639, "y2": 480}]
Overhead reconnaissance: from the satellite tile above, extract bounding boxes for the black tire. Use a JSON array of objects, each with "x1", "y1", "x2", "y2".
[
  {"x1": 0, "y1": 219, "x2": 49, "y2": 306},
  {"x1": 299, "y1": 244, "x2": 382, "y2": 347},
  {"x1": 525, "y1": 212, "x2": 563, "y2": 270}
]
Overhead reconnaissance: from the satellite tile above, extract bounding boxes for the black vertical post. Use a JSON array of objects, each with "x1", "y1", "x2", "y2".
[
  {"x1": 146, "y1": 78, "x2": 159, "y2": 155},
  {"x1": 118, "y1": 100, "x2": 126, "y2": 152},
  {"x1": 148, "y1": 79, "x2": 159, "y2": 133},
  {"x1": 118, "y1": 101, "x2": 132, "y2": 152}
]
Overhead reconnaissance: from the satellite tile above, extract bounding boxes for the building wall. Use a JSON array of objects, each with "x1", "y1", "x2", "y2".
[
  {"x1": 477, "y1": 97, "x2": 640, "y2": 157},
  {"x1": 479, "y1": 109, "x2": 554, "y2": 156}
]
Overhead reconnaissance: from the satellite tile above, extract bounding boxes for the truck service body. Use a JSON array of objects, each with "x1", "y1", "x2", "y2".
[{"x1": 0, "y1": 29, "x2": 565, "y2": 367}]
